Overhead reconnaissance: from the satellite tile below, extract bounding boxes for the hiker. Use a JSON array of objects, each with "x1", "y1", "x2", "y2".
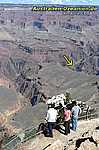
[
  {"x1": 57, "y1": 103, "x2": 64, "y2": 123},
  {"x1": 71, "y1": 101, "x2": 81, "y2": 131},
  {"x1": 46, "y1": 103, "x2": 58, "y2": 137},
  {"x1": 65, "y1": 91, "x2": 71, "y2": 105},
  {"x1": 64, "y1": 107, "x2": 71, "y2": 135}
]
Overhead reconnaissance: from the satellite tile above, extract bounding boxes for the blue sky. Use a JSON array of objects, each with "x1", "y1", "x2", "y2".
[{"x1": 0, "y1": 0, "x2": 99, "y2": 5}]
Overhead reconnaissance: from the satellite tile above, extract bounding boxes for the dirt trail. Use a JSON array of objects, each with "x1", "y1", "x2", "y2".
[{"x1": 17, "y1": 118, "x2": 99, "y2": 150}]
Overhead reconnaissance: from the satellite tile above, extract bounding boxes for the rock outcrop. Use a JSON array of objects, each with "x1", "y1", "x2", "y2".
[{"x1": 78, "y1": 139, "x2": 98, "y2": 150}]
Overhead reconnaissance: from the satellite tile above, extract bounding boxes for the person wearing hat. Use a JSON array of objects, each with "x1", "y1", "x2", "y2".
[{"x1": 64, "y1": 106, "x2": 71, "y2": 135}]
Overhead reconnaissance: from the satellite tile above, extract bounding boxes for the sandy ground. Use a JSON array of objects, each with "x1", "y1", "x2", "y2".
[{"x1": 17, "y1": 118, "x2": 99, "y2": 150}]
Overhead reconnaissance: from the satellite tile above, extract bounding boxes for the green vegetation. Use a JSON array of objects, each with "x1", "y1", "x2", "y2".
[{"x1": 23, "y1": 128, "x2": 37, "y2": 142}]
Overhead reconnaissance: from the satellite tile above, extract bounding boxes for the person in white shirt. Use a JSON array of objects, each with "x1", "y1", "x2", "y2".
[{"x1": 46, "y1": 103, "x2": 58, "y2": 137}]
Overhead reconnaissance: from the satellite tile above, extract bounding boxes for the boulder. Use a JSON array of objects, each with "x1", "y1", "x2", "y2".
[
  {"x1": 92, "y1": 130, "x2": 99, "y2": 147},
  {"x1": 78, "y1": 139, "x2": 97, "y2": 150}
]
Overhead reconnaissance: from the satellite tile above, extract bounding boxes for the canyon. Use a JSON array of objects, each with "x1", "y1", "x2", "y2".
[{"x1": 0, "y1": 4, "x2": 99, "y2": 150}]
